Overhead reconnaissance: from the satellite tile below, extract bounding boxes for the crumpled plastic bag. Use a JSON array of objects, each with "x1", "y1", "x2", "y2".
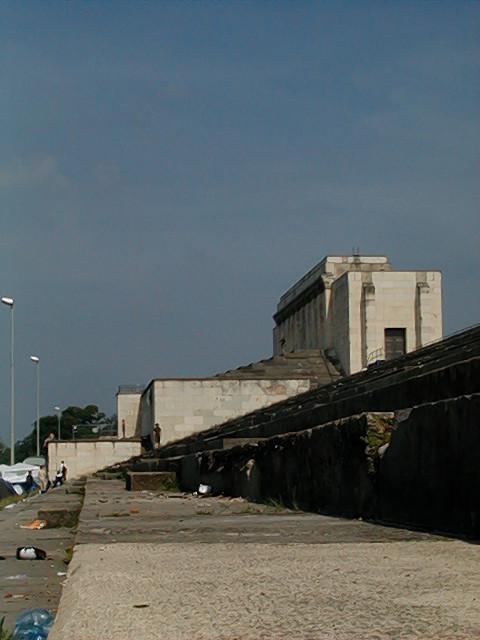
[{"x1": 13, "y1": 607, "x2": 54, "y2": 640}]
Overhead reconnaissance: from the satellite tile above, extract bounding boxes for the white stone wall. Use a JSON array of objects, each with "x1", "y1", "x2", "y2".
[
  {"x1": 48, "y1": 440, "x2": 142, "y2": 482},
  {"x1": 116, "y1": 392, "x2": 142, "y2": 438},
  {"x1": 138, "y1": 378, "x2": 312, "y2": 444},
  {"x1": 341, "y1": 270, "x2": 442, "y2": 373}
]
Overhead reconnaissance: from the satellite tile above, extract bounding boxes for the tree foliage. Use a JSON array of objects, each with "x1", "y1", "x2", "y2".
[{"x1": 0, "y1": 438, "x2": 9, "y2": 465}]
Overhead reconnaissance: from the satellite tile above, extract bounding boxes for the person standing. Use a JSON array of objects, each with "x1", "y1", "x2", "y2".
[
  {"x1": 42, "y1": 432, "x2": 55, "y2": 451},
  {"x1": 153, "y1": 423, "x2": 162, "y2": 449},
  {"x1": 25, "y1": 471, "x2": 36, "y2": 492},
  {"x1": 121, "y1": 419, "x2": 126, "y2": 439},
  {"x1": 38, "y1": 465, "x2": 46, "y2": 492}
]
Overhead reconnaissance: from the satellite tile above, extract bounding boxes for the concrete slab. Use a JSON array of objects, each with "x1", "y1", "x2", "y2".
[{"x1": 46, "y1": 477, "x2": 480, "y2": 639}]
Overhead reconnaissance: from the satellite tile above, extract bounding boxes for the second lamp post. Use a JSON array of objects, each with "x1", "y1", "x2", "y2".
[{"x1": 30, "y1": 355, "x2": 40, "y2": 456}]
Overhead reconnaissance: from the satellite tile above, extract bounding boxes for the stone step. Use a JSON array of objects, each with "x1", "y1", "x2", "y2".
[{"x1": 125, "y1": 471, "x2": 178, "y2": 492}]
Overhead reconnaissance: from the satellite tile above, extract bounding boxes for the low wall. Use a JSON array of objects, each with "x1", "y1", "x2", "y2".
[
  {"x1": 181, "y1": 394, "x2": 480, "y2": 536},
  {"x1": 48, "y1": 439, "x2": 142, "y2": 481}
]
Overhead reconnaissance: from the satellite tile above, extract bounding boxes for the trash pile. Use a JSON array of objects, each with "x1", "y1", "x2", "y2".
[{"x1": 12, "y1": 607, "x2": 54, "y2": 639}]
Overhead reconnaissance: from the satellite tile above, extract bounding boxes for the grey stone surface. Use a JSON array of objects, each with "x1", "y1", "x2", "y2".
[
  {"x1": 46, "y1": 477, "x2": 480, "y2": 639},
  {"x1": 0, "y1": 485, "x2": 82, "y2": 630}
]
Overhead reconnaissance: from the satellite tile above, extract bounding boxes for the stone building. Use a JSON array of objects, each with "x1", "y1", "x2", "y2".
[
  {"x1": 117, "y1": 352, "x2": 339, "y2": 444},
  {"x1": 273, "y1": 255, "x2": 442, "y2": 375}
]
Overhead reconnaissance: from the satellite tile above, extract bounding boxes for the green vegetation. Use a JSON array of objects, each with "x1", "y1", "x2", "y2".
[
  {"x1": 265, "y1": 497, "x2": 285, "y2": 512},
  {"x1": 361, "y1": 414, "x2": 394, "y2": 474},
  {"x1": 0, "y1": 439, "x2": 9, "y2": 465},
  {"x1": 160, "y1": 473, "x2": 179, "y2": 492},
  {"x1": 0, "y1": 616, "x2": 14, "y2": 640},
  {"x1": 0, "y1": 493, "x2": 25, "y2": 511},
  {"x1": 63, "y1": 547, "x2": 73, "y2": 565}
]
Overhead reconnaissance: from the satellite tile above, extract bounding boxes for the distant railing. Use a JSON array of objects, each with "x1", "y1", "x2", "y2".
[
  {"x1": 117, "y1": 384, "x2": 146, "y2": 394},
  {"x1": 367, "y1": 348, "x2": 385, "y2": 366}
]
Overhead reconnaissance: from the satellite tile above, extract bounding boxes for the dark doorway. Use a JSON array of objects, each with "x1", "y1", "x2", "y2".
[{"x1": 385, "y1": 328, "x2": 406, "y2": 360}]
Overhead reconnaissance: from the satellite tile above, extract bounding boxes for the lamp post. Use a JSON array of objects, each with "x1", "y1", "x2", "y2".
[
  {"x1": 29, "y1": 355, "x2": 40, "y2": 456},
  {"x1": 54, "y1": 406, "x2": 61, "y2": 440},
  {"x1": 1, "y1": 296, "x2": 15, "y2": 465}
]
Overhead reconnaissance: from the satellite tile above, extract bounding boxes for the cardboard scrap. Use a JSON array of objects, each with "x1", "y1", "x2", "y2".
[{"x1": 20, "y1": 519, "x2": 47, "y2": 530}]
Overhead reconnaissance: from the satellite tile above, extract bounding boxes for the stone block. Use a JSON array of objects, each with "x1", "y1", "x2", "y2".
[
  {"x1": 38, "y1": 506, "x2": 81, "y2": 528},
  {"x1": 126, "y1": 471, "x2": 178, "y2": 492}
]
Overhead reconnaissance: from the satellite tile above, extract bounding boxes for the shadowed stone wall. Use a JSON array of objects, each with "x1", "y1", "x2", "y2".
[{"x1": 182, "y1": 395, "x2": 480, "y2": 536}]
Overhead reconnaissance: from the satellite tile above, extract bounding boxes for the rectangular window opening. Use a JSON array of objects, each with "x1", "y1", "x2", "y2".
[{"x1": 385, "y1": 328, "x2": 406, "y2": 360}]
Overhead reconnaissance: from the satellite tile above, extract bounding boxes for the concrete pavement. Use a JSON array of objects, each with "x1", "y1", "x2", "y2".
[
  {"x1": 46, "y1": 477, "x2": 480, "y2": 639},
  {"x1": 0, "y1": 485, "x2": 82, "y2": 631}
]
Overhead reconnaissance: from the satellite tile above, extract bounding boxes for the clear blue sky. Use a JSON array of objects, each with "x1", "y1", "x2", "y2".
[{"x1": 1, "y1": 1, "x2": 479, "y2": 442}]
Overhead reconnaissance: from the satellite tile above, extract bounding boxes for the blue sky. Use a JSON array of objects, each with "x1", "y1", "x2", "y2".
[{"x1": 1, "y1": 1, "x2": 479, "y2": 442}]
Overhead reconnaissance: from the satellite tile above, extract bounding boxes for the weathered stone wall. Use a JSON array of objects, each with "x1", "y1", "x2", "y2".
[
  {"x1": 138, "y1": 378, "x2": 312, "y2": 445},
  {"x1": 378, "y1": 395, "x2": 480, "y2": 534},
  {"x1": 181, "y1": 412, "x2": 393, "y2": 518},
  {"x1": 48, "y1": 439, "x2": 142, "y2": 481},
  {"x1": 181, "y1": 395, "x2": 480, "y2": 536}
]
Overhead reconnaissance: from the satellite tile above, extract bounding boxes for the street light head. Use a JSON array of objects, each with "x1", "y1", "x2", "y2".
[
  {"x1": 54, "y1": 406, "x2": 61, "y2": 411},
  {"x1": 1, "y1": 297, "x2": 14, "y2": 306},
  {"x1": 30, "y1": 355, "x2": 40, "y2": 363}
]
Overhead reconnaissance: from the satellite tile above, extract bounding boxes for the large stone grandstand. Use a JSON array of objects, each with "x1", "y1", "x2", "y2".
[{"x1": 121, "y1": 324, "x2": 480, "y2": 537}]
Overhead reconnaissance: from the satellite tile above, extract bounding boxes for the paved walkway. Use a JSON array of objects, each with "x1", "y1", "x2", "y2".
[
  {"x1": 0, "y1": 485, "x2": 80, "y2": 631},
  {"x1": 45, "y1": 477, "x2": 479, "y2": 639}
]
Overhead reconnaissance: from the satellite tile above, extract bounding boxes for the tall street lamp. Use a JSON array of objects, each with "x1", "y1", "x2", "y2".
[
  {"x1": 54, "y1": 406, "x2": 62, "y2": 440},
  {"x1": 30, "y1": 355, "x2": 40, "y2": 456},
  {"x1": 1, "y1": 296, "x2": 15, "y2": 465}
]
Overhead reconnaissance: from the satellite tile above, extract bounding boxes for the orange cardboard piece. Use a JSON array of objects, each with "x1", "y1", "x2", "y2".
[{"x1": 20, "y1": 519, "x2": 47, "y2": 530}]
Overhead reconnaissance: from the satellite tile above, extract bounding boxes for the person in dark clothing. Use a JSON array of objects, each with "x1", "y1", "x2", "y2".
[{"x1": 25, "y1": 471, "x2": 36, "y2": 492}]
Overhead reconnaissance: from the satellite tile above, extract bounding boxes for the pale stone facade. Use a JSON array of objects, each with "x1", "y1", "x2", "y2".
[
  {"x1": 273, "y1": 255, "x2": 442, "y2": 374},
  {"x1": 134, "y1": 377, "x2": 312, "y2": 445},
  {"x1": 116, "y1": 385, "x2": 144, "y2": 438}
]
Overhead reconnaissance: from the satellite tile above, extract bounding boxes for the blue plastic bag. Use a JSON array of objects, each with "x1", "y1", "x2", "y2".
[
  {"x1": 13, "y1": 608, "x2": 54, "y2": 639},
  {"x1": 12, "y1": 624, "x2": 49, "y2": 640}
]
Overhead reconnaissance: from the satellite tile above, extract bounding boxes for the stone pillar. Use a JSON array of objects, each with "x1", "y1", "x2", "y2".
[
  {"x1": 361, "y1": 283, "x2": 377, "y2": 367},
  {"x1": 316, "y1": 294, "x2": 324, "y2": 350},
  {"x1": 321, "y1": 274, "x2": 334, "y2": 349},
  {"x1": 415, "y1": 282, "x2": 429, "y2": 349},
  {"x1": 295, "y1": 307, "x2": 302, "y2": 350},
  {"x1": 302, "y1": 304, "x2": 308, "y2": 349}
]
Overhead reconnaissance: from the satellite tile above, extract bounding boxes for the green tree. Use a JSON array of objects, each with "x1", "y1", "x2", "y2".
[
  {"x1": 14, "y1": 405, "x2": 116, "y2": 461},
  {"x1": 0, "y1": 438, "x2": 10, "y2": 465}
]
